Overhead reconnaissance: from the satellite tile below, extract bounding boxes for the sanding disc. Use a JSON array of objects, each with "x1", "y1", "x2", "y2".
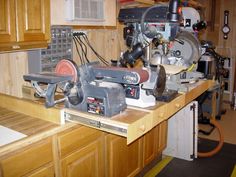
[{"x1": 55, "y1": 59, "x2": 78, "y2": 82}]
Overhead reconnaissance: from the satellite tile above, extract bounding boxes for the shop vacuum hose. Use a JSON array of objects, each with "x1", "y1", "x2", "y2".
[{"x1": 198, "y1": 119, "x2": 224, "y2": 157}]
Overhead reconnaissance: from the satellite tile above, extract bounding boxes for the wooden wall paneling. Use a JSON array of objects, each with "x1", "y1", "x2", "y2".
[
  {"x1": 0, "y1": 52, "x2": 28, "y2": 97},
  {"x1": 232, "y1": 0, "x2": 236, "y2": 49},
  {"x1": 198, "y1": 0, "x2": 221, "y2": 45},
  {"x1": 217, "y1": 0, "x2": 233, "y2": 48},
  {"x1": 198, "y1": 0, "x2": 236, "y2": 101},
  {"x1": 217, "y1": 0, "x2": 236, "y2": 101},
  {"x1": 72, "y1": 29, "x2": 121, "y2": 66},
  {"x1": 88, "y1": 30, "x2": 105, "y2": 61},
  {"x1": 233, "y1": 0, "x2": 236, "y2": 93},
  {"x1": 104, "y1": 30, "x2": 120, "y2": 61}
]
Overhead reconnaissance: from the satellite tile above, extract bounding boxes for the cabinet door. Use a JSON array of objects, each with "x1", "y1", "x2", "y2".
[
  {"x1": 105, "y1": 134, "x2": 142, "y2": 177},
  {"x1": 156, "y1": 121, "x2": 168, "y2": 154},
  {"x1": 0, "y1": 0, "x2": 16, "y2": 43},
  {"x1": 16, "y1": 0, "x2": 50, "y2": 43},
  {"x1": 143, "y1": 121, "x2": 168, "y2": 166},
  {"x1": 0, "y1": 138, "x2": 53, "y2": 177},
  {"x1": 23, "y1": 164, "x2": 54, "y2": 177},
  {"x1": 142, "y1": 126, "x2": 159, "y2": 166},
  {"x1": 61, "y1": 136, "x2": 104, "y2": 177}
]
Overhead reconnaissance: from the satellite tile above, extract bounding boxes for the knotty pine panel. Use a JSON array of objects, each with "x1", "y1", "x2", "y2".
[
  {"x1": 0, "y1": 52, "x2": 28, "y2": 98},
  {"x1": 72, "y1": 29, "x2": 123, "y2": 65}
]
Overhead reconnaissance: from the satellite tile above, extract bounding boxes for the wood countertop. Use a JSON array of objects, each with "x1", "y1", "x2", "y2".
[{"x1": 0, "y1": 105, "x2": 78, "y2": 157}]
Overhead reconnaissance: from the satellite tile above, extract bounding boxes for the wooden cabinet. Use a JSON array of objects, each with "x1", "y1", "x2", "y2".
[
  {"x1": 57, "y1": 126, "x2": 105, "y2": 177},
  {"x1": 0, "y1": 0, "x2": 50, "y2": 52},
  {"x1": 23, "y1": 164, "x2": 54, "y2": 177},
  {"x1": 55, "y1": 121, "x2": 167, "y2": 177},
  {"x1": 157, "y1": 121, "x2": 168, "y2": 154},
  {"x1": 0, "y1": 0, "x2": 16, "y2": 44},
  {"x1": 143, "y1": 121, "x2": 168, "y2": 166},
  {"x1": 142, "y1": 126, "x2": 158, "y2": 166},
  {"x1": 105, "y1": 134, "x2": 143, "y2": 177},
  {"x1": 0, "y1": 138, "x2": 53, "y2": 177},
  {"x1": 0, "y1": 123, "x2": 167, "y2": 177},
  {"x1": 60, "y1": 137, "x2": 104, "y2": 177}
]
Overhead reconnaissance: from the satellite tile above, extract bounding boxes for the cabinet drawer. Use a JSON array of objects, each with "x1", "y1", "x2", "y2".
[
  {"x1": 152, "y1": 104, "x2": 167, "y2": 126},
  {"x1": 165, "y1": 95, "x2": 185, "y2": 118},
  {"x1": 58, "y1": 125, "x2": 103, "y2": 158},
  {"x1": 0, "y1": 138, "x2": 53, "y2": 177}
]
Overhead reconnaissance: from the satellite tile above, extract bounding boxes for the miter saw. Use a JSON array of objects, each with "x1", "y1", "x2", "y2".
[{"x1": 24, "y1": 59, "x2": 165, "y2": 117}]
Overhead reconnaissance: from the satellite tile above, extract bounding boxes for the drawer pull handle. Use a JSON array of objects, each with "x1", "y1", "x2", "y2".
[
  {"x1": 159, "y1": 113, "x2": 164, "y2": 118},
  {"x1": 139, "y1": 125, "x2": 146, "y2": 132},
  {"x1": 12, "y1": 45, "x2": 20, "y2": 49},
  {"x1": 175, "y1": 104, "x2": 181, "y2": 108}
]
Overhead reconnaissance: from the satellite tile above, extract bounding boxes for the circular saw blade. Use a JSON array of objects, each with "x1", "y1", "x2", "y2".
[{"x1": 170, "y1": 31, "x2": 201, "y2": 67}]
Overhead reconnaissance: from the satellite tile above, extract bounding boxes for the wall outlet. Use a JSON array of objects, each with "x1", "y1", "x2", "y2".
[{"x1": 73, "y1": 30, "x2": 87, "y2": 36}]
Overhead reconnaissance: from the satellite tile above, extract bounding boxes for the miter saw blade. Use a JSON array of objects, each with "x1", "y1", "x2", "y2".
[{"x1": 170, "y1": 31, "x2": 201, "y2": 68}]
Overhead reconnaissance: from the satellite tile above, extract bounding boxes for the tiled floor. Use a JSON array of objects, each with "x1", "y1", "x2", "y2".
[{"x1": 199, "y1": 103, "x2": 236, "y2": 145}]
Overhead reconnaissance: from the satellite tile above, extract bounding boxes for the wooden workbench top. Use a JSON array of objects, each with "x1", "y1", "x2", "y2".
[
  {"x1": 0, "y1": 107, "x2": 58, "y2": 136},
  {"x1": 0, "y1": 106, "x2": 77, "y2": 156}
]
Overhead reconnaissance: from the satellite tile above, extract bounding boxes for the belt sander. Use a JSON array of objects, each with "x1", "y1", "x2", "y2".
[{"x1": 24, "y1": 60, "x2": 165, "y2": 117}]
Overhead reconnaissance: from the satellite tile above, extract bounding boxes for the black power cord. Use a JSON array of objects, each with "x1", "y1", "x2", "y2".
[{"x1": 73, "y1": 32, "x2": 109, "y2": 66}]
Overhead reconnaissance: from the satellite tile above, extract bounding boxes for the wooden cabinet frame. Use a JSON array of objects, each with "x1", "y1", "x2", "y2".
[{"x1": 0, "y1": 0, "x2": 50, "y2": 52}]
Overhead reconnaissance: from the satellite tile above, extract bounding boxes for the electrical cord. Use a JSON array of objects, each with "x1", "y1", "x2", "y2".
[
  {"x1": 74, "y1": 36, "x2": 89, "y2": 63},
  {"x1": 73, "y1": 32, "x2": 110, "y2": 65},
  {"x1": 74, "y1": 36, "x2": 86, "y2": 64},
  {"x1": 73, "y1": 36, "x2": 84, "y2": 65},
  {"x1": 75, "y1": 35, "x2": 89, "y2": 63},
  {"x1": 81, "y1": 34, "x2": 109, "y2": 65},
  {"x1": 82, "y1": 34, "x2": 107, "y2": 63}
]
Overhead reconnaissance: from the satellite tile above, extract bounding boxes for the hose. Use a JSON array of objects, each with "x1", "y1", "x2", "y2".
[{"x1": 198, "y1": 119, "x2": 224, "y2": 157}]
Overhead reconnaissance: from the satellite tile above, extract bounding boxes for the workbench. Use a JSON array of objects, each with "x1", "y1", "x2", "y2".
[{"x1": 0, "y1": 79, "x2": 213, "y2": 177}]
